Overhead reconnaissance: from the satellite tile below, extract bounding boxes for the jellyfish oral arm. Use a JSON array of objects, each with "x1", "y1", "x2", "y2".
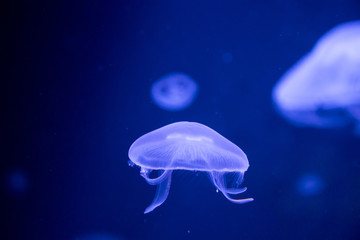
[
  {"x1": 140, "y1": 168, "x2": 169, "y2": 185},
  {"x1": 210, "y1": 171, "x2": 254, "y2": 204},
  {"x1": 221, "y1": 191, "x2": 254, "y2": 204},
  {"x1": 143, "y1": 170, "x2": 173, "y2": 214}
]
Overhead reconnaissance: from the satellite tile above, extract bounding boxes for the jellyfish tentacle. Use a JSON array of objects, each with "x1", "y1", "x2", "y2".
[
  {"x1": 224, "y1": 172, "x2": 247, "y2": 194},
  {"x1": 144, "y1": 170, "x2": 173, "y2": 214},
  {"x1": 225, "y1": 187, "x2": 247, "y2": 195},
  {"x1": 140, "y1": 168, "x2": 169, "y2": 185},
  {"x1": 210, "y1": 171, "x2": 245, "y2": 193},
  {"x1": 210, "y1": 171, "x2": 253, "y2": 204},
  {"x1": 221, "y1": 190, "x2": 254, "y2": 204}
]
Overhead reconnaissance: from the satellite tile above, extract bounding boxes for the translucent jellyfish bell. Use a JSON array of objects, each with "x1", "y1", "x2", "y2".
[
  {"x1": 150, "y1": 73, "x2": 198, "y2": 111},
  {"x1": 128, "y1": 121, "x2": 253, "y2": 214},
  {"x1": 272, "y1": 21, "x2": 360, "y2": 134}
]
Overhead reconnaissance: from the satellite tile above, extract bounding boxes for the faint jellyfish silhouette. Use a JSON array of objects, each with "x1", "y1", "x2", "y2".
[
  {"x1": 296, "y1": 173, "x2": 324, "y2": 196},
  {"x1": 74, "y1": 233, "x2": 124, "y2": 240},
  {"x1": 128, "y1": 121, "x2": 253, "y2": 214},
  {"x1": 272, "y1": 21, "x2": 360, "y2": 134},
  {"x1": 150, "y1": 73, "x2": 198, "y2": 111},
  {"x1": 5, "y1": 169, "x2": 29, "y2": 196},
  {"x1": 221, "y1": 52, "x2": 233, "y2": 64}
]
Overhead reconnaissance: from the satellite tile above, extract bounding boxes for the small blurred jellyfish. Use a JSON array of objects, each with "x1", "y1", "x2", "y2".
[
  {"x1": 74, "y1": 233, "x2": 123, "y2": 240},
  {"x1": 5, "y1": 169, "x2": 29, "y2": 196},
  {"x1": 221, "y1": 52, "x2": 233, "y2": 64},
  {"x1": 296, "y1": 173, "x2": 324, "y2": 196},
  {"x1": 150, "y1": 73, "x2": 198, "y2": 111},
  {"x1": 272, "y1": 21, "x2": 360, "y2": 134}
]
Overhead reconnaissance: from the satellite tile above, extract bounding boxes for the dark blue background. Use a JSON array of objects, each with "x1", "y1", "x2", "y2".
[{"x1": 3, "y1": 0, "x2": 360, "y2": 239}]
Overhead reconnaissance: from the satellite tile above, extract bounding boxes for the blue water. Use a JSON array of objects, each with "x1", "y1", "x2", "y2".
[{"x1": 3, "y1": 0, "x2": 360, "y2": 239}]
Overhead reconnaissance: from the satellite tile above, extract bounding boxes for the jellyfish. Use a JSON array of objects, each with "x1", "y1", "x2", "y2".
[
  {"x1": 150, "y1": 73, "x2": 198, "y2": 111},
  {"x1": 272, "y1": 20, "x2": 360, "y2": 134},
  {"x1": 128, "y1": 121, "x2": 253, "y2": 214}
]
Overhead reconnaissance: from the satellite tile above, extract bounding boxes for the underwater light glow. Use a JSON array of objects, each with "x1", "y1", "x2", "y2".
[
  {"x1": 74, "y1": 233, "x2": 124, "y2": 240},
  {"x1": 5, "y1": 169, "x2": 29, "y2": 196},
  {"x1": 296, "y1": 173, "x2": 325, "y2": 196}
]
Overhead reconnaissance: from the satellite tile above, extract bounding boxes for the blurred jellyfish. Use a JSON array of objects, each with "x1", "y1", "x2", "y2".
[
  {"x1": 272, "y1": 21, "x2": 360, "y2": 134},
  {"x1": 74, "y1": 233, "x2": 123, "y2": 240},
  {"x1": 5, "y1": 169, "x2": 29, "y2": 196},
  {"x1": 128, "y1": 121, "x2": 253, "y2": 214},
  {"x1": 150, "y1": 73, "x2": 198, "y2": 111},
  {"x1": 221, "y1": 52, "x2": 233, "y2": 64},
  {"x1": 296, "y1": 173, "x2": 324, "y2": 196}
]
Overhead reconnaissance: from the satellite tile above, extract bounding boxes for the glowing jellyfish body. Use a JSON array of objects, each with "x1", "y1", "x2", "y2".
[
  {"x1": 128, "y1": 121, "x2": 253, "y2": 214},
  {"x1": 150, "y1": 73, "x2": 198, "y2": 111},
  {"x1": 272, "y1": 21, "x2": 360, "y2": 133}
]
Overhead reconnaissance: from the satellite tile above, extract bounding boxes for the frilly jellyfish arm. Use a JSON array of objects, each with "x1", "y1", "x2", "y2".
[
  {"x1": 221, "y1": 190, "x2": 254, "y2": 204},
  {"x1": 224, "y1": 186, "x2": 248, "y2": 195},
  {"x1": 140, "y1": 168, "x2": 170, "y2": 185},
  {"x1": 144, "y1": 170, "x2": 173, "y2": 214},
  {"x1": 210, "y1": 171, "x2": 254, "y2": 204}
]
